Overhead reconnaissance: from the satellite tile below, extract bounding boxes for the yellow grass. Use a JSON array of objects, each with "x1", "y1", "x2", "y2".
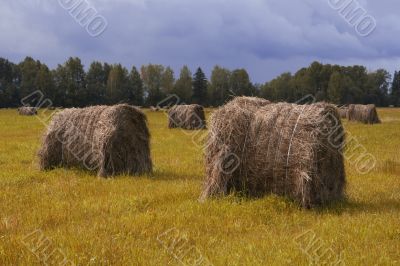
[{"x1": 0, "y1": 108, "x2": 399, "y2": 265}]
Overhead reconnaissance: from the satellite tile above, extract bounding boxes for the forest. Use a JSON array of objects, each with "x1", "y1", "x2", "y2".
[{"x1": 0, "y1": 57, "x2": 399, "y2": 108}]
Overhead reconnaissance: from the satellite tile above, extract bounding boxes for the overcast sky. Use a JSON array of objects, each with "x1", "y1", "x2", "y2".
[{"x1": 1, "y1": 0, "x2": 400, "y2": 82}]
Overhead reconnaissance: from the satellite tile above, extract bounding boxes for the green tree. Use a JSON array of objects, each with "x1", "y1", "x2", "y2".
[
  {"x1": 174, "y1": 66, "x2": 192, "y2": 103},
  {"x1": 86, "y1": 61, "x2": 107, "y2": 105},
  {"x1": 345, "y1": 65, "x2": 368, "y2": 103},
  {"x1": 141, "y1": 64, "x2": 165, "y2": 106},
  {"x1": 0, "y1": 58, "x2": 19, "y2": 107},
  {"x1": 327, "y1": 72, "x2": 344, "y2": 104},
  {"x1": 268, "y1": 72, "x2": 293, "y2": 102},
  {"x1": 192, "y1": 67, "x2": 208, "y2": 105},
  {"x1": 365, "y1": 69, "x2": 390, "y2": 106},
  {"x1": 391, "y1": 71, "x2": 400, "y2": 106},
  {"x1": 229, "y1": 69, "x2": 254, "y2": 97},
  {"x1": 0, "y1": 58, "x2": 14, "y2": 84},
  {"x1": 34, "y1": 64, "x2": 55, "y2": 106},
  {"x1": 259, "y1": 82, "x2": 273, "y2": 101},
  {"x1": 208, "y1": 66, "x2": 231, "y2": 106},
  {"x1": 19, "y1": 57, "x2": 41, "y2": 99},
  {"x1": 128, "y1": 66, "x2": 144, "y2": 106},
  {"x1": 307, "y1": 61, "x2": 324, "y2": 99},
  {"x1": 53, "y1": 57, "x2": 86, "y2": 107},
  {"x1": 161, "y1": 67, "x2": 175, "y2": 95},
  {"x1": 103, "y1": 63, "x2": 112, "y2": 83},
  {"x1": 318, "y1": 64, "x2": 334, "y2": 100},
  {"x1": 291, "y1": 68, "x2": 311, "y2": 101},
  {"x1": 53, "y1": 65, "x2": 66, "y2": 106},
  {"x1": 106, "y1": 64, "x2": 130, "y2": 104}
]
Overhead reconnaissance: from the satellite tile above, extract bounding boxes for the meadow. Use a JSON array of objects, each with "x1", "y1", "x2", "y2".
[{"x1": 0, "y1": 108, "x2": 399, "y2": 265}]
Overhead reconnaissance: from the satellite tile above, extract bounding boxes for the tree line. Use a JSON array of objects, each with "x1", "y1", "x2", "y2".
[{"x1": 0, "y1": 57, "x2": 399, "y2": 108}]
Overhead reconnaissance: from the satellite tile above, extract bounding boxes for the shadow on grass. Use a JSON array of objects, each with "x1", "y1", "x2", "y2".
[
  {"x1": 38, "y1": 165, "x2": 203, "y2": 182},
  {"x1": 313, "y1": 197, "x2": 400, "y2": 215},
  {"x1": 150, "y1": 168, "x2": 203, "y2": 181},
  {"x1": 202, "y1": 191, "x2": 400, "y2": 216}
]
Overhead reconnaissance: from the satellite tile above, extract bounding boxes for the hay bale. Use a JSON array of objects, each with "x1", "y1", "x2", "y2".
[
  {"x1": 18, "y1": 107, "x2": 37, "y2": 116},
  {"x1": 168, "y1": 104, "x2": 206, "y2": 130},
  {"x1": 38, "y1": 104, "x2": 152, "y2": 177},
  {"x1": 347, "y1": 104, "x2": 381, "y2": 124},
  {"x1": 338, "y1": 106, "x2": 348, "y2": 119},
  {"x1": 202, "y1": 97, "x2": 346, "y2": 208}
]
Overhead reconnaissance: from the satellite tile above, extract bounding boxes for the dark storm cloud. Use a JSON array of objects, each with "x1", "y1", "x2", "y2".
[{"x1": 1, "y1": 0, "x2": 399, "y2": 82}]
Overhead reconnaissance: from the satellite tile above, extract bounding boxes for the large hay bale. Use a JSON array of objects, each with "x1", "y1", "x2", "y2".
[
  {"x1": 168, "y1": 104, "x2": 206, "y2": 130},
  {"x1": 18, "y1": 107, "x2": 38, "y2": 116},
  {"x1": 347, "y1": 104, "x2": 381, "y2": 124},
  {"x1": 202, "y1": 97, "x2": 346, "y2": 208},
  {"x1": 38, "y1": 104, "x2": 152, "y2": 177}
]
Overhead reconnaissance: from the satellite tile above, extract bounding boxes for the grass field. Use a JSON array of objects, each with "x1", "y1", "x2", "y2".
[{"x1": 0, "y1": 108, "x2": 399, "y2": 265}]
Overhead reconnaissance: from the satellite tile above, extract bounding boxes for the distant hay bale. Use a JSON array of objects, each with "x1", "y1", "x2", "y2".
[
  {"x1": 347, "y1": 104, "x2": 381, "y2": 124},
  {"x1": 38, "y1": 104, "x2": 152, "y2": 177},
  {"x1": 168, "y1": 104, "x2": 206, "y2": 130},
  {"x1": 338, "y1": 107, "x2": 348, "y2": 119},
  {"x1": 201, "y1": 97, "x2": 346, "y2": 208},
  {"x1": 18, "y1": 107, "x2": 37, "y2": 116}
]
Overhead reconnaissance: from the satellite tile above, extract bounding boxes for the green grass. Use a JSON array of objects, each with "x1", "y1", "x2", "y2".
[{"x1": 0, "y1": 108, "x2": 399, "y2": 265}]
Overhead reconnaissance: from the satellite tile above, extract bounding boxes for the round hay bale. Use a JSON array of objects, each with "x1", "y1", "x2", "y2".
[
  {"x1": 168, "y1": 104, "x2": 206, "y2": 130},
  {"x1": 38, "y1": 104, "x2": 152, "y2": 177},
  {"x1": 18, "y1": 107, "x2": 38, "y2": 116},
  {"x1": 347, "y1": 104, "x2": 380, "y2": 124},
  {"x1": 202, "y1": 98, "x2": 346, "y2": 208}
]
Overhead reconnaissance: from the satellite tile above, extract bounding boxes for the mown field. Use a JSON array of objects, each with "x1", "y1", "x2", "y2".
[{"x1": 0, "y1": 108, "x2": 399, "y2": 265}]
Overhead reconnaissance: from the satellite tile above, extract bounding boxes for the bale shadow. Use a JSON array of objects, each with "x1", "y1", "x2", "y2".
[
  {"x1": 312, "y1": 197, "x2": 400, "y2": 215},
  {"x1": 150, "y1": 168, "x2": 204, "y2": 181},
  {"x1": 203, "y1": 191, "x2": 400, "y2": 215}
]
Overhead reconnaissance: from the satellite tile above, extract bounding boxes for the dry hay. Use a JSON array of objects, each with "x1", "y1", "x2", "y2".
[
  {"x1": 202, "y1": 97, "x2": 346, "y2": 208},
  {"x1": 347, "y1": 104, "x2": 381, "y2": 124},
  {"x1": 168, "y1": 104, "x2": 206, "y2": 130},
  {"x1": 338, "y1": 106, "x2": 348, "y2": 119},
  {"x1": 38, "y1": 104, "x2": 152, "y2": 177},
  {"x1": 226, "y1": 96, "x2": 271, "y2": 108},
  {"x1": 18, "y1": 107, "x2": 38, "y2": 116}
]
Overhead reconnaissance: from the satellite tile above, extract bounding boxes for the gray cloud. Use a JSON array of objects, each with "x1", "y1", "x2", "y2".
[{"x1": 0, "y1": 0, "x2": 399, "y2": 82}]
